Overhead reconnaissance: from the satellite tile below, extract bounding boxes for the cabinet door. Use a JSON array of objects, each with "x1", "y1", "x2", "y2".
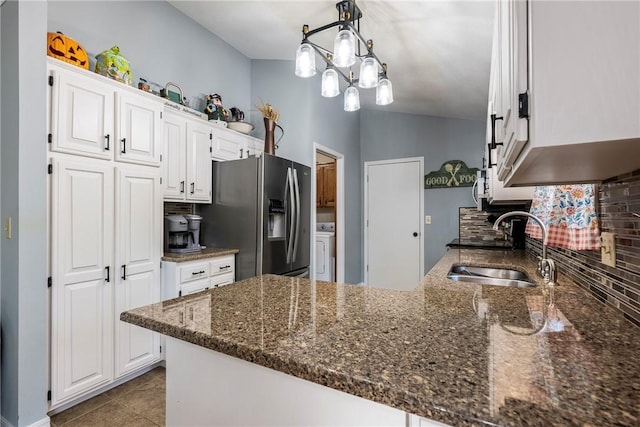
[
  {"x1": 115, "y1": 92, "x2": 163, "y2": 166},
  {"x1": 323, "y1": 163, "x2": 336, "y2": 207},
  {"x1": 186, "y1": 120, "x2": 213, "y2": 202},
  {"x1": 162, "y1": 112, "x2": 187, "y2": 200},
  {"x1": 49, "y1": 66, "x2": 114, "y2": 159},
  {"x1": 211, "y1": 127, "x2": 242, "y2": 160},
  {"x1": 115, "y1": 166, "x2": 161, "y2": 378},
  {"x1": 497, "y1": 0, "x2": 529, "y2": 179},
  {"x1": 50, "y1": 156, "x2": 114, "y2": 406},
  {"x1": 316, "y1": 165, "x2": 324, "y2": 207}
]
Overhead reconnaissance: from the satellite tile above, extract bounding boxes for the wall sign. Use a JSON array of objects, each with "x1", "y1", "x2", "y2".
[{"x1": 424, "y1": 160, "x2": 478, "y2": 189}]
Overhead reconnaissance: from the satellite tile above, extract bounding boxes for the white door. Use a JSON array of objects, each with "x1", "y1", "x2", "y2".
[
  {"x1": 186, "y1": 120, "x2": 213, "y2": 202},
  {"x1": 115, "y1": 166, "x2": 161, "y2": 377},
  {"x1": 115, "y1": 91, "x2": 162, "y2": 166},
  {"x1": 365, "y1": 158, "x2": 423, "y2": 290},
  {"x1": 162, "y1": 112, "x2": 187, "y2": 200},
  {"x1": 50, "y1": 156, "x2": 114, "y2": 405},
  {"x1": 49, "y1": 66, "x2": 114, "y2": 159}
]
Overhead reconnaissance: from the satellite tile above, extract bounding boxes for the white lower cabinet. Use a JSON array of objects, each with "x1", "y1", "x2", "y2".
[
  {"x1": 49, "y1": 154, "x2": 162, "y2": 408},
  {"x1": 162, "y1": 254, "x2": 235, "y2": 299},
  {"x1": 114, "y1": 166, "x2": 162, "y2": 378}
]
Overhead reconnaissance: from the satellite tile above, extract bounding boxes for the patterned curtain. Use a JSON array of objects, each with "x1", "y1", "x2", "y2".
[{"x1": 525, "y1": 184, "x2": 600, "y2": 250}]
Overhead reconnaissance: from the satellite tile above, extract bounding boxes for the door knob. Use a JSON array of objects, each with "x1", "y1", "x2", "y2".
[{"x1": 413, "y1": 232, "x2": 418, "y2": 237}]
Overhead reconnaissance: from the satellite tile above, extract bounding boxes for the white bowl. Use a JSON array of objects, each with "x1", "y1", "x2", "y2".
[{"x1": 227, "y1": 121, "x2": 254, "y2": 134}]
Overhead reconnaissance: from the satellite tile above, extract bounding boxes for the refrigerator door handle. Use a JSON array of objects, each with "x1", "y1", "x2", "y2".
[
  {"x1": 286, "y1": 167, "x2": 295, "y2": 264},
  {"x1": 292, "y1": 168, "x2": 301, "y2": 263}
]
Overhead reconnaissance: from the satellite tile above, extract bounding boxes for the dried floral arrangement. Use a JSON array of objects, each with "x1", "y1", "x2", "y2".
[{"x1": 256, "y1": 100, "x2": 280, "y2": 123}]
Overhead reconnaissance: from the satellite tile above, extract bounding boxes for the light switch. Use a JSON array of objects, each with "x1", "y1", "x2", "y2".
[
  {"x1": 600, "y1": 232, "x2": 616, "y2": 267},
  {"x1": 424, "y1": 215, "x2": 431, "y2": 225}
]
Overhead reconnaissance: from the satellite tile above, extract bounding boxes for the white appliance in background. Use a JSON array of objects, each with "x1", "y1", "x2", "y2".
[{"x1": 316, "y1": 222, "x2": 335, "y2": 281}]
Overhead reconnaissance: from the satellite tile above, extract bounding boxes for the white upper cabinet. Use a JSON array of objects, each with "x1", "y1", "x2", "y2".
[
  {"x1": 115, "y1": 91, "x2": 163, "y2": 166},
  {"x1": 49, "y1": 66, "x2": 114, "y2": 159},
  {"x1": 489, "y1": 0, "x2": 640, "y2": 186},
  {"x1": 162, "y1": 112, "x2": 187, "y2": 200},
  {"x1": 161, "y1": 110, "x2": 212, "y2": 203},
  {"x1": 48, "y1": 58, "x2": 163, "y2": 167},
  {"x1": 211, "y1": 126, "x2": 264, "y2": 161},
  {"x1": 186, "y1": 120, "x2": 213, "y2": 202}
]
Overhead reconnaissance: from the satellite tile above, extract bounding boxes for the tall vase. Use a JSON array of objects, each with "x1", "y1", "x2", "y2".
[{"x1": 264, "y1": 118, "x2": 276, "y2": 155}]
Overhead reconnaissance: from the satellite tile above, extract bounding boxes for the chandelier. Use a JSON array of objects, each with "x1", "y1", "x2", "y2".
[{"x1": 294, "y1": 0, "x2": 394, "y2": 112}]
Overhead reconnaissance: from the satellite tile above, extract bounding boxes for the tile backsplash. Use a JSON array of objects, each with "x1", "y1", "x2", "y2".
[
  {"x1": 526, "y1": 170, "x2": 640, "y2": 328},
  {"x1": 164, "y1": 202, "x2": 194, "y2": 216}
]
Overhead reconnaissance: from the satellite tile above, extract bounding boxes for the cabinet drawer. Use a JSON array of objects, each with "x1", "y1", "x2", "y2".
[
  {"x1": 179, "y1": 261, "x2": 210, "y2": 283},
  {"x1": 210, "y1": 273, "x2": 234, "y2": 289},
  {"x1": 180, "y1": 278, "x2": 210, "y2": 296},
  {"x1": 209, "y1": 255, "x2": 234, "y2": 277}
]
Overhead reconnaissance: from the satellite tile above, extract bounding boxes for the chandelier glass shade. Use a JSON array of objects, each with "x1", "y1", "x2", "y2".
[
  {"x1": 344, "y1": 85, "x2": 360, "y2": 111},
  {"x1": 376, "y1": 77, "x2": 393, "y2": 105},
  {"x1": 295, "y1": 43, "x2": 316, "y2": 78},
  {"x1": 321, "y1": 67, "x2": 340, "y2": 97},
  {"x1": 294, "y1": 0, "x2": 393, "y2": 111}
]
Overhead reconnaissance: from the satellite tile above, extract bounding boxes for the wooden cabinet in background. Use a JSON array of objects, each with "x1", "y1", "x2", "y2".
[{"x1": 316, "y1": 163, "x2": 336, "y2": 208}]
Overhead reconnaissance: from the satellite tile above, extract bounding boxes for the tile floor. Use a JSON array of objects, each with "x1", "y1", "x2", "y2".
[{"x1": 50, "y1": 366, "x2": 166, "y2": 427}]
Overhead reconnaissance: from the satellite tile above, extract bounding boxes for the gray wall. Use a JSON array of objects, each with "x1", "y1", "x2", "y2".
[
  {"x1": 360, "y1": 109, "x2": 485, "y2": 272},
  {"x1": 48, "y1": 1, "x2": 252, "y2": 114},
  {"x1": 250, "y1": 60, "x2": 362, "y2": 283},
  {"x1": 1, "y1": 1, "x2": 48, "y2": 425}
]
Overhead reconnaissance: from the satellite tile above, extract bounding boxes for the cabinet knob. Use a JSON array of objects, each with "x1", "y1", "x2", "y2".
[{"x1": 413, "y1": 232, "x2": 418, "y2": 237}]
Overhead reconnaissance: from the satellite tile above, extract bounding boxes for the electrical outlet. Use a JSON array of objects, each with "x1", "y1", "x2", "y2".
[
  {"x1": 424, "y1": 215, "x2": 431, "y2": 225},
  {"x1": 601, "y1": 232, "x2": 616, "y2": 267}
]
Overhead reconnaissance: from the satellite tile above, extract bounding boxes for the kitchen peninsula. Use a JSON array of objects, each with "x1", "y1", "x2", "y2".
[{"x1": 121, "y1": 249, "x2": 640, "y2": 426}]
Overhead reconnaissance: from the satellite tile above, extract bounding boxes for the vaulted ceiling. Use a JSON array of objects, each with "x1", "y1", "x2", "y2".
[{"x1": 169, "y1": 1, "x2": 495, "y2": 120}]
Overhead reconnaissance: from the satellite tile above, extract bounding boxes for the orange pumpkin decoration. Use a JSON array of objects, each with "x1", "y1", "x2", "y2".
[{"x1": 47, "y1": 32, "x2": 89, "y2": 70}]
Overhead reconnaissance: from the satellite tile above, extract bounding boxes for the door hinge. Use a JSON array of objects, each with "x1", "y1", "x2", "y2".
[
  {"x1": 159, "y1": 177, "x2": 162, "y2": 184},
  {"x1": 48, "y1": 76, "x2": 54, "y2": 87},
  {"x1": 47, "y1": 390, "x2": 51, "y2": 401},
  {"x1": 366, "y1": 265, "x2": 369, "y2": 272},
  {"x1": 47, "y1": 277, "x2": 52, "y2": 288},
  {"x1": 159, "y1": 154, "x2": 163, "y2": 162},
  {"x1": 518, "y1": 92, "x2": 529, "y2": 118},
  {"x1": 48, "y1": 133, "x2": 52, "y2": 144},
  {"x1": 178, "y1": 290, "x2": 182, "y2": 297},
  {"x1": 48, "y1": 164, "x2": 53, "y2": 174},
  {"x1": 160, "y1": 345, "x2": 162, "y2": 353},
  {"x1": 209, "y1": 133, "x2": 212, "y2": 140},
  {"x1": 160, "y1": 111, "x2": 163, "y2": 119}
]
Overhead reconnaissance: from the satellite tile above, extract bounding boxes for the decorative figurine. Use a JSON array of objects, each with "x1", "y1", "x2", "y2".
[
  {"x1": 95, "y1": 45, "x2": 132, "y2": 85},
  {"x1": 47, "y1": 32, "x2": 89, "y2": 70},
  {"x1": 205, "y1": 93, "x2": 226, "y2": 121}
]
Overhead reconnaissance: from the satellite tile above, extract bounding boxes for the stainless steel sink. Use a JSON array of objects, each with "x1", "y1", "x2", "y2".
[{"x1": 447, "y1": 265, "x2": 536, "y2": 288}]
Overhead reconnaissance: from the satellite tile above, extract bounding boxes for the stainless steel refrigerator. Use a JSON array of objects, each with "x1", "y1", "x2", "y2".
[{"x1": 197, "y1": 154, "x2": 311, "y2": 280}]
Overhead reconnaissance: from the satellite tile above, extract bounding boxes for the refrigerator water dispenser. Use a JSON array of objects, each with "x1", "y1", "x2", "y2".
[{"x1": 268, "y1": 199, "x2": 285, "y2": 240}]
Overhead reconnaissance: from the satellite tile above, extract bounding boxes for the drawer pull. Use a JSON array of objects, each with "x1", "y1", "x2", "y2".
[
  {"x1": 192, "y1": 270, "x2": 206, "y2": 275},
  {"x1": 219, "y1": 265, "x2": 231, "y2": 270}
]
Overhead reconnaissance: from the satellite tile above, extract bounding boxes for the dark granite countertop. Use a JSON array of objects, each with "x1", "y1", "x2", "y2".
[
  {"x1": 122, "y1": 249, "x2": 640, "y2": 426},
  {"x1": 161, "y1": 247, "x2": 239, "y2": 263}
]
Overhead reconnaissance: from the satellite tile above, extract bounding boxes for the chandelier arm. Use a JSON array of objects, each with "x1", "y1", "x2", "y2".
[{"x1": 303, "y1": 20, "x2": 345, "y2": 39}]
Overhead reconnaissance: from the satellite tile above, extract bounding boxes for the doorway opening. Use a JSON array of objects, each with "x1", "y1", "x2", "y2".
[{"x1": 312, "y1": 144, "x2": 345, "y2": 283}]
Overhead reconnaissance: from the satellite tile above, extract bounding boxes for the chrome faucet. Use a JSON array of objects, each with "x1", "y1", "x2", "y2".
[{"x1": 492, "y1": 211, "x2": 557, "y2": 285}]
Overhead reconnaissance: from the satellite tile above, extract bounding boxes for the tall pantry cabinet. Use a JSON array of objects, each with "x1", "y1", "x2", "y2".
[{"x1": 47, "y1": 58, "x2": 162, "y2": 409}]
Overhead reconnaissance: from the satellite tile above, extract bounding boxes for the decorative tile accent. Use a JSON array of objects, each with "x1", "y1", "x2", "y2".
[
  {"x1": 526, "y1": 170, "x2": 640, "y2": 328},
  {"x1": 164, "y1": 202, "x2": 193, "y2": 216}
]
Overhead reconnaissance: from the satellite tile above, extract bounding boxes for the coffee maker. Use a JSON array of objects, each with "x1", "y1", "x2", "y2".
[{"x1": 164, "y1": 214, "x2": 202, "y2": 253}]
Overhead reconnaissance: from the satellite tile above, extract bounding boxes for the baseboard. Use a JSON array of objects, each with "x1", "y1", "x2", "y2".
[
  {"x1": 2, "y1": 415, "x2": 51, "y2": 427},
  {"x1": 28, "y1": 417, "x2": 50, "y2": 427}
]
